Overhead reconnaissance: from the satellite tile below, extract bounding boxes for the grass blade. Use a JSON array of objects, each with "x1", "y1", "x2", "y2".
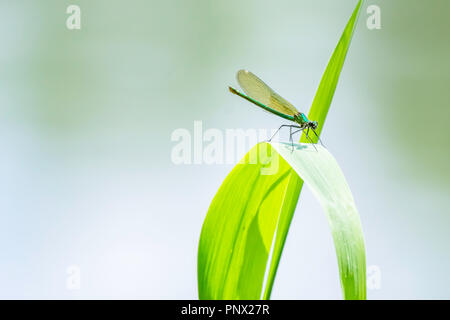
[
  {"x1": 270, "y1": 142, "x2": 366, "y2": 299},
  {"x1": 303, "y1": 0, "x2": 363, "y2": 141},
  {"x1": 198, "y1": 142, "x2": 366, "y2": 299},
  {"x1": 263, "y1": 0, "x2": 364, "y2": 299},
  {"x1": 198, "y1": 0, "x2": 365, "y2": 300},
  {"x1": 198, "y1": 143, "x2": 298, "y2": 299}
]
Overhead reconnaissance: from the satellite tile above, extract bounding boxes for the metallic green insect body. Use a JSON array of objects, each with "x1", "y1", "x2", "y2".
[{"x1": 229, "y1": 70, "x2": 319, "y2": 143}]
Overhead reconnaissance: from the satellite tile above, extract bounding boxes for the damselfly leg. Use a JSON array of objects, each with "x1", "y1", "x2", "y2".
[
  {"x1": 304, "y1": 128, "x2": 318, "y2": 151},
  {"x1": 267, "y1": 124, "x2": 321, "y2": 152},
  {"x1": 267, "y1": 124, "x2": 303, "y2": 142},
  {"x1": 311, "y1": 129, "x2": 326, "y2": 148}
]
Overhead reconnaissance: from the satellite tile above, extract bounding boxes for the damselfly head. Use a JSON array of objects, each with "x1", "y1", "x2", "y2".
[{"x1": 309, "y1": 121, "x2": 318, "y2": 130}]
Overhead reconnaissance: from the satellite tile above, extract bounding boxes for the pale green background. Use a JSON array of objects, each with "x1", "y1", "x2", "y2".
[{"x1": 0, "y1": 0, "x2": 449, "y2": 298}]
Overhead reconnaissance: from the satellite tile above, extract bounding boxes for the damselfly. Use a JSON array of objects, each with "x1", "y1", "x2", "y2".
[{"x1": 229, "y1": 70, "x2": 322, "y2": 147}]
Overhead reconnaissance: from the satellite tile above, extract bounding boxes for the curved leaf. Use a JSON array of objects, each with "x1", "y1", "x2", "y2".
[
  {"x1": 264, "y1": 0, "x2": 364, "y2": 299},
  {"x1": 198, "y1": 142, "x2": 366, "y2": 299},
  {"x1": 270, "y1": 142, "x2": 366, "y2": 299},
  {"x1": 198, "y1": 143, "x2": 299, "y2": 299},
  {"x1": 198, "y1": 0, "x2": 365, "y2": 300}
]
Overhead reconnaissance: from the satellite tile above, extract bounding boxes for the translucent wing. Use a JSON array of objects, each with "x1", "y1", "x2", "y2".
[{"x1": 236, "y1": 70, "x2": 299, "y2": 116}]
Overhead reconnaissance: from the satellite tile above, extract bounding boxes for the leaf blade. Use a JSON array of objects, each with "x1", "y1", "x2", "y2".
[
  {"x1": 198, "y1": 142, "x2": 366, "y2": 300},
  {"x1": 270, "y1": 142, "x2": 366, "y2": 299},
  {"x1": 198, "y1": 144, "x2": 298, "y2": 299},
  {"x1": 302, "y1": 0, "x2": 363, "y2": 142},
  {"x1": 198, "y1": 0, "x2": 365, "y2": 300},
  {"x1": 264, "y1": 0, "x2": 364, "y2": 299}
]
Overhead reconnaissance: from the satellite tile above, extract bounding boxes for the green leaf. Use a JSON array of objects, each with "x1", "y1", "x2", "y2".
[
  {"x1": 198, "y1": 143, "x2": 300, "y2": 299},
  {"x1": 264, "y1": 0, "x2": 364, "y2": 299},
  {"x1": 270, "y1": 142, "x2": 366, "y2": 300},
  {"x1": 198, "y1": 0, "x2": 365, "y2": 300},
  {"x1": 302, "y1": 0, "x2": 363, "y2": 142},
  {"x1": 198, "y1": 142, "x2": 365, "y2": 299}
]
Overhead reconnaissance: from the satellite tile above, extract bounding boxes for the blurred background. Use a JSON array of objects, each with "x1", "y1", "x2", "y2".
[{"x1": 0, "y1": 0, "x2": 449, "y2": 299}]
